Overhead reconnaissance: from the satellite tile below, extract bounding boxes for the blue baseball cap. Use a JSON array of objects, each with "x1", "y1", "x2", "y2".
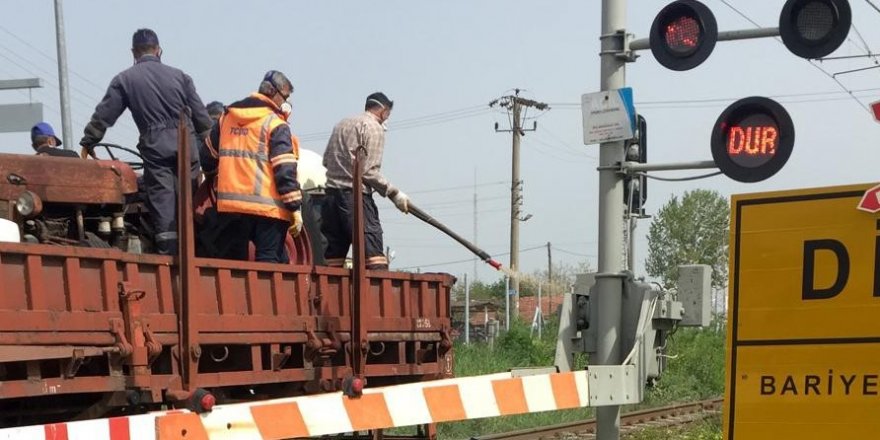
[
  {"x1": 132, "y1": 28, "x2": 159, "y2": 47},
  {"x1": 30, "y1": 122, "x2": 62, "y2": 146}
]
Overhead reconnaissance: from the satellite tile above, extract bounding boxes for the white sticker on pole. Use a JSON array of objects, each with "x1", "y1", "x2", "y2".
[{"x1": 581, "y1": 87, "x2": 636, "y2": 145}]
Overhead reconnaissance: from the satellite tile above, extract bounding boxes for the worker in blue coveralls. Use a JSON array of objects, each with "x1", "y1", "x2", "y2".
[{"x1": 80, "y1": 28, "x2": 213, "y2": 254}]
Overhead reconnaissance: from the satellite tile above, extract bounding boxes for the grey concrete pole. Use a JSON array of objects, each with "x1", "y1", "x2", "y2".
[
  {"x1": 597, "y1": 0, "x2": 627, "y2": 438},
  {"x1": 537, "y1": 283, "x2": 543, "y2": 339},
  {"x1": 509, "y1": 99, "x2": 522, "y2": 315},
  {"x1": 464, "y1": 273, "x2": 470, "y2": 345},
  {"x1": 505, "y1": 275, "x2": 510, "y2": 330},
  {"x1": 54, "y1": 0, "x2": 74, "y2": 150}
]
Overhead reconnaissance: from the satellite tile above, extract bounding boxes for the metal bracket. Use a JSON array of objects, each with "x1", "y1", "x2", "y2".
[
  {"x1": 109, "y1": 318, "x2": 133, "y2": 357},
  {"x1": 587, "y1": 364, "x2": 641, "y2": 406},
  {"x1": 621, "y1": 32, "x2": 639, "y2": 62},
  {"x1": 271, "y1": 345, "x2": 292, "y2": 371},
  {"x1": 63, "y1": 348, "x2": 85, "y2": 379},
  {"x1": 143, "y1": 322, "x2": 162, "y2": 366},
  {"x1": 438, "y1": 325, "x2": 452, "y2": 356},
  {"x1": 599, "y1": 31, "x2": 638, "y2": 62}
]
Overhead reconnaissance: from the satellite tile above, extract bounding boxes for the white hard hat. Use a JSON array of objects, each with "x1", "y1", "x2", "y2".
[{"x1": 297, "y1": 148, "x2": 327, "y2": 191}]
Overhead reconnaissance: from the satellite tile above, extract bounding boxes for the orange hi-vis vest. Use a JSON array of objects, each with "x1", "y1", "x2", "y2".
[{"x1": 216, "y1": 94, "x2": 297, "y2": 221}]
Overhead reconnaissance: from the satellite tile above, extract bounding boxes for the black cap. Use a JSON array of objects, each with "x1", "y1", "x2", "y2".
[
  {"x1": 206, "y1": 101, "x2": 225, "y2": 116},
  {"x1": 132, "y1": 28, "x2": 159, "y2": 47},
  {"x1": 365, "y1": 92, "x2": 393, "y2": 110}
]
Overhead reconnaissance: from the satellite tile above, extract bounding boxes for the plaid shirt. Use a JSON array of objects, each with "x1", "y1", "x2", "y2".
[{"x1": 323, "y1": 111, "x2": 395, "y2": 197}]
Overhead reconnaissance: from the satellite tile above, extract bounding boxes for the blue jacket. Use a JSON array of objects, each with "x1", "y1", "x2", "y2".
[{"x1": 81, "y1": 55, "x2": 212, "y2": 162}]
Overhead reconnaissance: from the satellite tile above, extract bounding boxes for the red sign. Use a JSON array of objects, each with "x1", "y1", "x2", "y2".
[
  {"x1": 857, "y1": 184, "x2": 880, "y2": 213},
  {"x1": 727, "y1": 126, "x2": 777, "y2": 156},
  {"x1": 721, "y1": 112, "x2": 779, "y2": 169},
  {"x1": 710, "y1": 97, "x2": 794, "y2": 183},
  {"x1": 871, "y1": 100, "x2": 880, "y2": 124}
]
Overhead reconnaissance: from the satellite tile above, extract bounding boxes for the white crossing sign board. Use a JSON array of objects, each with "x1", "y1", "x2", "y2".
[{"x1": 581, "y1": 87, "x2": 636, "y2": 145}]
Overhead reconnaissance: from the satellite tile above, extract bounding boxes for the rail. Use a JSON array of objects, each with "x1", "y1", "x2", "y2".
[{"x1": 473, "y1": 397, "x2": 723, "y2": 440}]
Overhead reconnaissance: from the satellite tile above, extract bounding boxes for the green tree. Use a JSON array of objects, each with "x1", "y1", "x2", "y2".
[
  {"x1": 450, "y1": 278, "x2": 506, "y2": 300},
  {"x1": 646, "y1": 189, "x2": 729, "y2": 289}
]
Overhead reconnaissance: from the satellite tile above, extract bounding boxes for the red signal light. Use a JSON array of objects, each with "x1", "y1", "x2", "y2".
[
  {"x1": 665, "y1": 16, "x2": 701, "y2": 54},
  {"x1": 649, "y1": 0, "x2": 718, "y2": 71}
]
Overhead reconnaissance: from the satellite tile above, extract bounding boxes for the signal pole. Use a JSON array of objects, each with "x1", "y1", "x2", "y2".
[
  {"x1": 596, "y1": 0, "x2": 627, "y2": 438},
  {"x1": 491, "y1": 90, "x2": 549, "y2": 317},
  {"x1": 53, "y1": 0, "x2": 74, "y2": 150}
]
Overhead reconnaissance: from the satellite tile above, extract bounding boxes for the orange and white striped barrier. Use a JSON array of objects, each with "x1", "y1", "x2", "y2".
[{"x1": 0, "y1": 367, "x2": 639, "y2": 440}]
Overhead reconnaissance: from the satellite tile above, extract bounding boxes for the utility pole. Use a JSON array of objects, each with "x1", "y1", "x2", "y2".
[
  {"x1": 53, "y1": 0, "x2": 73, "y2": 150},
  {"x1": 596, "y1": 0, "x2": 627, "y2": 438},
  {"x1": 547, "y1": 241, "x2": 553, "y2": 312},
  {"x1": 473, "y1": 168, "x2": 478, "y2": 282},
  {"x1": 490, "y1": 90, "x2": 549, "y2": 319},
  {"x1": 464, "y1": 273, "x2": 470, "y2": 345}
]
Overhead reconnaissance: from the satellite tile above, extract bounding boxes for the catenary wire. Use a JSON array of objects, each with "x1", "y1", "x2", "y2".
[
  {"x1": 715, "y1": 0, "x2": 869, "y2": 111},
  {"x1": 395, "y1": 244, "x2": 549, "y2": 270}
]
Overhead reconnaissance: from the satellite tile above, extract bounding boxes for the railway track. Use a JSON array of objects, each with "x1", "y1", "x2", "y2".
[{"x1": 472, "y1": 397, "x2": 723, "y2": 440}]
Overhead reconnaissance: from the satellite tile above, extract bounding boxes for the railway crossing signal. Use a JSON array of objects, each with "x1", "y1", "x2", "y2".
[
  {"x1": 779, "y1": 0, "x2": 852, "y2": 59},
  {"x1": 624, "y1": 115, "x2": 647, "y2": 214},
  {"x1": 649, "y1": 0, "x2": 718, "y2": 71},
  {"x1": 647, "y1": 0, "x2": 852, "y2": 71},
  {"x1": 710, "y1": 97, "x2": 795, "y2": 183}
]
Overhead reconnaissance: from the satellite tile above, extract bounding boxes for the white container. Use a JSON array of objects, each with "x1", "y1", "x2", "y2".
[{"x1": 0, "y1": 219, "x2": 21, "y2": 243}]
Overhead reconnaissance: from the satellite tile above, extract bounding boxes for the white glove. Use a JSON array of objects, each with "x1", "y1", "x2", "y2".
[{"x1": 390, "y1": 190, "x2": 410, "y2": 214}]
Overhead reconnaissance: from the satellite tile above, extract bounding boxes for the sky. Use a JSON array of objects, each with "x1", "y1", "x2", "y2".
[{"x1": 0, "y1": 1, "x2": 878, "y2": 289}]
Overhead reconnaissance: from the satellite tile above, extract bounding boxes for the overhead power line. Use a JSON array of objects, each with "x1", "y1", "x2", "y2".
[
  {"x1": 298, "y1": 105, "x2": 491, "y2": 142},
  {"x1": 552, "y1": 246, "x2": 595, "y2": 259},
  {"x1": 714, "y1": 0, "x2": 869, "y2": 112},
  {"x1": 396, "y1": 244, "x2": 548, "y2": 270},
  {"x1": 548, "y1": 87, "x2": 880, "y2": 109},
  {"x1": 407, "y1": 180, "x2": 507, "y2": 195},
  {"x1": 0, "y1": 32, "x2": 141, "y2": 138},
  {"x1": 0, "y1": 24, "x2": 110, "y2": 95}
]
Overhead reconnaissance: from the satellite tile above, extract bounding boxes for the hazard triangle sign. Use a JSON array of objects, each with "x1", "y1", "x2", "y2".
[
  {"x1": 858, "y1": 184, "x2": 880, "y2": 213},
  {"x1": 871, "y1": 100, "x2": 880, "y2": 124}
]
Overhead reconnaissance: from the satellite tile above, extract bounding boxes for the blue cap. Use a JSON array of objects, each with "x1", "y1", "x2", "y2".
[
  {"x1": 132, "y1": 28, "x2": 159, "y2": 47},
  {"x1": 30, "y1": 122, "x2": 62, "y2": 146}
]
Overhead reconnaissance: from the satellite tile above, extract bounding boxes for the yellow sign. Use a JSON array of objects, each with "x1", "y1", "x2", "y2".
[{"x1": 724, "y1": 184, "x2": 880, "y2": 439}]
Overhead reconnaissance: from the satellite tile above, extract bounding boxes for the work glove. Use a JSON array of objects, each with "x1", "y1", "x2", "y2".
[
  {"x1": 390, "y1": 190, "x2": 410, "y2": 214},
  {"x1": 289, "y1": 210, "x2": 303, "y2": 238},
  {"x1": 80, "y1": 145, "x2": 95, "y2": 159}
]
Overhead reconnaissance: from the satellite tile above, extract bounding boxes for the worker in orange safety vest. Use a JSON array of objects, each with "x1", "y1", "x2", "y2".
[{"x1": 201, "y1": 70, "x2": 303, "y2": 263}]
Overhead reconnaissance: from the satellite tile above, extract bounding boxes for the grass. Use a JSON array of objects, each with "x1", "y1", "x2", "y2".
[
  {"x1": 437, "y1": 319, "x2": 592, "y2": 439},
  {"x1": 434, "y1": 317, "x2": 726, "y2": 439}
]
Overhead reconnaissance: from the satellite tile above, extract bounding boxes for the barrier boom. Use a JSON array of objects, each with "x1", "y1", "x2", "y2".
[{"x1": 0, "y1": 366, "x2": 639, "y2": 440}]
